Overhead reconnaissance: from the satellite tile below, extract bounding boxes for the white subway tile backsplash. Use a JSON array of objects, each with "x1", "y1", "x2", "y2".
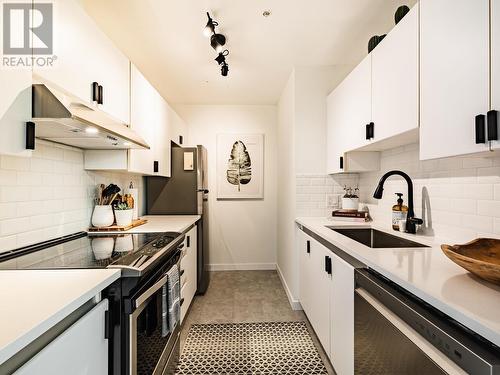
[
  {"x1": 1, "y1": 155, "x2": 30, "y2": 171},
  {"x1": 0, "y1": 141, "x2": 145, "y2": 253},
  {"x1": 296, "y1": 144, "x2": 500, "y2": 243},
  {"x1": 356, "y1": 143, "x2": 500, "y2": 242}
]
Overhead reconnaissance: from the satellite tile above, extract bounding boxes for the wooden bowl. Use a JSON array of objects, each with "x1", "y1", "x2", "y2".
[{"x1": 441, "y1": 239, "x2": 500, "y2": 285}]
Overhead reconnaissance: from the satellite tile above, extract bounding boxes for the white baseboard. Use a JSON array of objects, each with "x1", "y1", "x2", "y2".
[
  {"x1": 276, "y1": 264, "x2": 302, "y2": 311},
  {"x1": 208, "y1": 263, "x2": 277, "y2": 271}
]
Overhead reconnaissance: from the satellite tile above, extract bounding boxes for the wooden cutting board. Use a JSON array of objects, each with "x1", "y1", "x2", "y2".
[{"x1": 88, "y1": 218, "x2": 148, "y2": 232}]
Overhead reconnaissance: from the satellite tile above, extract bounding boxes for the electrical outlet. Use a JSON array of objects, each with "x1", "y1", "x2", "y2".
[{"x1": 326, "y1": 194, "x2": 339, "y2": 208}]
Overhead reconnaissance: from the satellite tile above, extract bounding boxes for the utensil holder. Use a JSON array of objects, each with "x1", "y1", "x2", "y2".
[{"x1": 91, "y1": 205, "x2": 114, "y2": 228}]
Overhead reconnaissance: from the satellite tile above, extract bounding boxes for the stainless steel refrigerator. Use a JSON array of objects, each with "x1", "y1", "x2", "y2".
[{"x1": 145, "y1": 144, "x2": 209, "y2": 294}]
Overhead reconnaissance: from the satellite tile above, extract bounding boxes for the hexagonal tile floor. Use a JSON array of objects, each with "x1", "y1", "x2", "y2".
[{"x1": 175, "y1": 321, "x2": 328, "y2": 374}]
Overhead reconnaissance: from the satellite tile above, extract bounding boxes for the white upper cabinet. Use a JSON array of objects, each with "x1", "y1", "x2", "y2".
[
  {"x1": 420, "y1": 0, "x2": 490, "y2": 159},
  {"x1": 0, "y1": 69, "x2": 32, "y2": 156},
  {"x1": 85, "y1": 65, "x2": 180, "y2": 177},
  {"x1": 491, "y1": 0, "x2": 500, "y2": 150},
  {"x1": 326, "y1": 55, "x2": 371, "y2": 174},
  {"x1": 128, "y1": 65, "x2": 162, "y2": 175},
  {"x1": 371, "y1": 5, "x2": 419, "y2": 143},
  {"x1": 33, "y1": 0, "x2": 130, "y2": 123}
]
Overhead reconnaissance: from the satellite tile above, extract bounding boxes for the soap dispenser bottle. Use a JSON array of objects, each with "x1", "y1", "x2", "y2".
[{"x1": 392, "y1": 193, "x2": 408, "y2": 231}]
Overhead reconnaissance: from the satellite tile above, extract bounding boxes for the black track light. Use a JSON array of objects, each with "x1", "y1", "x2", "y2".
[
  {"x1": 221, "y1": 62, "x2": 229, "y2": 77},
  {"x1": 215, "y1": 50, "x2": 229, "y2": 65},
  {"x1": 210, "y1": 33, "x2": 226, "y2": 53},
  {"x1": 203, "y1": 12, "x2": 217, "y2": 37}
]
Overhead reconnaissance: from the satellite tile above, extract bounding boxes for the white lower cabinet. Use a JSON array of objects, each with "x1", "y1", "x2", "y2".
[
  {"x1": 330, "y1": 254, "x2": 355, "y2": 375},
  {"x1": 298, "y1": 229, "x2": 355, "y2": 375},
  {"x1": 180, "y1": 225, "x2": 198, "y2": 323},
  {"x1": 15, "y1": 299, "x2": 109, "y2": 375}
]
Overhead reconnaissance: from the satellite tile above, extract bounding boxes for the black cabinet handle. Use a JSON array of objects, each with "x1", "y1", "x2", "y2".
[
  {"x1": 487, "y1": 110, "x2": 498, "y2": 141},
  {"x1": 180, "y1": 298, "x2": 185, "y2": 306},
  {"x1": 153, "y1": 160, "x2": 159, "y2": 173},
  {"x1": 339, "y1": 156, "x2": 344, "y2": 170},
  {"x1": 306, "y1": 240, "x2": 310, "y2": 254},
  {"x1": 180, "y1": 269, "x2": 185, "y2": 276},
  {"x1": 324, "y1": 256, "x2": 332, "y2": 275},
  {"x1": 187, "y1": 236, "x2": 190, "y2": 248},
  {"x1": 92, "y1": 82, "x2": 99, "y2": 102},
  {"x1": 365, "y1": 124, "x2": 371, "y2": 140},
  {"x1": 365, "y1": 122, "x2": 375, "y2": 140},
  {"x1": 97, "y1": 85, "x2": 103, "y2": 104},
  {"x1": 476, "y1": 114, "x2": 486, "y2": 143},
  {"x1": 26, "y1": 121, "x2": 35, "y2": 150}
]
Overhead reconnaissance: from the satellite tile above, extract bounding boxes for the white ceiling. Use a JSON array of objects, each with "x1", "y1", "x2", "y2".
[{"x1": 82, "y1": 0, "x2": 417, "y2": 105}]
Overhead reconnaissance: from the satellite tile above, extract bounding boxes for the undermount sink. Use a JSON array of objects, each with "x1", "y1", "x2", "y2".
[{"x1": 326, "y1": 227, "x2": 429, "y2": 248}]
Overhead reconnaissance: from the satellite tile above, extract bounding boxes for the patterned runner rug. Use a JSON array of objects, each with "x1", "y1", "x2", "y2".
[{"x1": 175, "y1": 321, "x2": 329, "y2": 375}]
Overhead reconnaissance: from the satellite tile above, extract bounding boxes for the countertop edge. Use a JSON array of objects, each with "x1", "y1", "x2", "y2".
[
  {"x1": 0, "y1": 269, "x2": 121, "y2": 365},
  {"x1": 295, "y1": 217, "x2": 500, "y2": 348}
]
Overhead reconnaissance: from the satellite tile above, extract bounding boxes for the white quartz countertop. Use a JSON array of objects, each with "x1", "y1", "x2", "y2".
[
  {"x1": 0, "y1": 269, "x2": 120, "y2": 365},
  {"x1": 296, "y1": 217, "x2": 500, "y2": 347},
  {"x1": 96, "y1": 215, "x2": 201, "y2": 234}
]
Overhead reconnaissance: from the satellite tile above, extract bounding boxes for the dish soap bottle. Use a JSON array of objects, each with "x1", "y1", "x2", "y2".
[{"x1": 392, "y1": 193, "x2": 408, "y2": 231}]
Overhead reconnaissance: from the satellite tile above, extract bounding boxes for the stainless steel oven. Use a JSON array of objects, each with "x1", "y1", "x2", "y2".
[
  {"x1": 355, "y1": 269, "x2": 500, "y2": 375},
  {"x1": 126, "y1": 250, "x2": 182, "y2": 375}
]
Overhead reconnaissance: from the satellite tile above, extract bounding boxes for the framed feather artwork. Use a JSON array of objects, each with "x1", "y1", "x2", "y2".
[{"x1": 216, "y1": 134, "x2": 264, "y2": 199}]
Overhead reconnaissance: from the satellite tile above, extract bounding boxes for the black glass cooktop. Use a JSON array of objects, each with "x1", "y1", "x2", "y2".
[{"x1": 0, "y1": 232, "x2": 177, "y2": 270}]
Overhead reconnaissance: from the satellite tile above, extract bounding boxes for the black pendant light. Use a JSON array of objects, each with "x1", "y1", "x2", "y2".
[
  {"x1": 215, "y1": 50, "x2": 229, "y2": 65},
  {"x1": 203, "y1": 12, "x2": 217, "y2": 37}
]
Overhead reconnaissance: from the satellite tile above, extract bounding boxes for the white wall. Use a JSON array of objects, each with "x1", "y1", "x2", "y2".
[
  {"x1": 276, "y1": 66, "x2": 351, "y2": 306},
  {"x1": 277, "y1": 73, "x2": 297, "y2": 303},
  {"x1": 176, "y1": 105, "x2": 278, "y2": 270},
  {"x1": 0, "y1": 140, "x2": 144, "y2": 253}
]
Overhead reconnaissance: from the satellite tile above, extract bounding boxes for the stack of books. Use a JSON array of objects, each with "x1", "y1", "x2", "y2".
[{"x1": 331, "y1": 210, "x2": 370, "y2": 222}]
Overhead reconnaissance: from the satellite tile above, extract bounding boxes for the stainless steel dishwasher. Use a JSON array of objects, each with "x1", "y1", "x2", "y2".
[{"x1": 355, "y1": 269, "x2": 500, "y2": 375}]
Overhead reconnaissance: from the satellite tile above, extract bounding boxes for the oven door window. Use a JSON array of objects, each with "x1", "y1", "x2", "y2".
[{"x1": 131, "y1": 287, "x2": 172, "y2": 375}]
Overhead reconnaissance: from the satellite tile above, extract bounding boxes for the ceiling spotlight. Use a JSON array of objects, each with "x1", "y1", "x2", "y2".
[
  {"x1": 210, "y1": 33, "x2": 226, "y2": 53},
  {"x1": 215, "y1": 50, "x2": 229, "y2": 65},
  {"x1": 85, "y1": 127, "x2": 98, "y2": 134},
  {"x1": 203, "y1": 12, "x2": 217, "y2": 37},
  {"x1": 221, "y1": 62, "x2": 229, "y2": 77}
]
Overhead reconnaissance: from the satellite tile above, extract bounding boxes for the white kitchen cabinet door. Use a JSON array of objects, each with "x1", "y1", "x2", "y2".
[
  {"x1": 298, "y1": 231, "x2": 313, "y2": 315},
  {"x1": 15, "y1": 299, "x2": 108, "y2": 375},
  {"x1": 128, "y1": 65, "x2": 158, "y2": 175},
  {"x1": 491, "y1": 0, "x2": 500, "y2": 150},
  {"x1": 299, "y1": 232, "x2": 331, "y2": 354},
  {"x1": 330, "y1": 256, "x2": 355, "y2": 375},
  {"x1": 0, "y1": 69, "x2": 32, "y2": 156},
  {"x1": 33, "y1": 0, "x2": 129, "y2": 123},
  {"x1": 310, "y1": 243, "x2": 332, "y2": 355},
  {"x1": 180, "y1": 225, "x2": 198, "y2": 323},
  {"x1": 420, "y1": 0, "x2": 490, "y2": 160},
  {"x1": 326, "y1": 55, "x2": 371, "y2": 174},
  {"x1": 372, "y1": 5, "x2": 418, "y2": 143}
]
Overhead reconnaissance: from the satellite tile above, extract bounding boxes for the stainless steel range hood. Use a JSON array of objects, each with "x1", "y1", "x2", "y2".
[{"x1": 31, "y1": 83, "x2": 149, "y2": 150}]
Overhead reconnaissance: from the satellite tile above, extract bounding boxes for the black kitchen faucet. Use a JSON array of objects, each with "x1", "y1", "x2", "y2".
[{"x1": 373, "y1": 170, "x2": 423, "y2": 234}]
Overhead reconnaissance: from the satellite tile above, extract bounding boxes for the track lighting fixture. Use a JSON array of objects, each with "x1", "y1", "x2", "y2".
[
  {"x1": 215, "y1": 50, "x2": 229, "y2": 65},
  {"x1": 221, "y1": 62, "x2": 229, "y2": 77},
  {"x1": 203, "y1": 12, "x2": 217, "y2": 37},
  {"x1": 210, "y1": 33, "x2": 226, "y2": 53},
  {"x1": 204, "y1": 11, "x2": 230, "y2": 77}
]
